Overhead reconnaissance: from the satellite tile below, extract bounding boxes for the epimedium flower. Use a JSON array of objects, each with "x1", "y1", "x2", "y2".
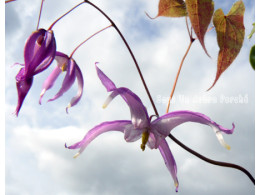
[
  {"x1": 39, "y1": 52, "x2": 84, "y2": 113},
  {"x1": 15, "y1": 29, "x2": 56, "y2": 116},
  {"x1": 66, "y1": 65, "x2": 235, "y2": 192},
  {"x1": 13, "y1": 1, "x2": 89, "y2": 116}
]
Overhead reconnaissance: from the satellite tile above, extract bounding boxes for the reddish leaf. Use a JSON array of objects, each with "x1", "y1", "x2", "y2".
[
  {"x1": 208, "y1": 0, "x2": 245, "y2": 90},
  {"x1": 186, "y1": 0, "x2": 214, "y2": 56},
  {"x1": 151, "y1": 0, "x2": 187, "y2": 18},
  {"x1": 5, "y1": 0, "x2": 16, "y2": 3}
]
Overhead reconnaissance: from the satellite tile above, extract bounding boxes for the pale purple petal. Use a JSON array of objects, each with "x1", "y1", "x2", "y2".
[
  {"x1": 96, "y1": 65, "x2": 150, "y2": 129},
  {"x1": 65, "y1": 120, "x2": 133, "y2": 157},
  {"x1": 151, "y1": 111, "x2": 235, "y2": 149},
  {"x1": 55, "y1": 51, "x2": 70, "y2": 66},
  {"x1": 158, "y1": 138, "x2": 179, "y2": 192},
  {"x1": 146, "y1": 130, "x2": 164, "y2": 149},
  {"x1": 104, "y1": 87, "x2": 150, "y2": 129},
  {"x1": 39, "y1": 66, "x2": 62, "y2": 104},
  {"x1": 48, "y1": 58, "x2": 76, "y2": 102},
  {"x1": 95, "y1": 64, "x2": 116, "y2": 91},
  {"x1": 124, "y1": 125, "x2": 144, "y2": 142},
  {"x1": 66, "y1": 64, "x2": 84, "y2": 113}
]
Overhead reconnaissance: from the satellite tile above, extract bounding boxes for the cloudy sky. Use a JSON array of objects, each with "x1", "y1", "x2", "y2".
[{"x1": 4, "y1": 0, "x2": 255, "y2": 194}]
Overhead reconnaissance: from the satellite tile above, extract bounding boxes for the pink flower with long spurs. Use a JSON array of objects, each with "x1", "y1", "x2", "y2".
[
  {"x1": 66, "y1": 65, "x2": 235, "y2": 192},
  {"x1": 15, "y1": 29, "x2": 56, "y2": 116},
  {"x1": 39, "y1": 52, "x2": 84, "y2": 113}
]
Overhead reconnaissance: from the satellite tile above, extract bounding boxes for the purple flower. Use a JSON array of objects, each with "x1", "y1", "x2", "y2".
[
  {"x1": 39, "y1": 52, "x2": 84, "y2": 113},
  {"x1": 15, "y1": 29, "x2": 56, "y2": 116},
  {"x1": 66, "y1": 65, "x2": 235, "y2": 192}
]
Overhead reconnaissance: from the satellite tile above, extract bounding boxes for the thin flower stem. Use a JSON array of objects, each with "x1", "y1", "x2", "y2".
[
  {"x1": 48, "y1": 1, "x2": 85, "y2": 30},
  {"x1": 168, "y1": 134, "x2": 255, "y2": 184},
  {"x1": 166, "y1": 16, "x2": 194, "y2": 113},
  {"x1": 70, "y1": 25, "x2": 113, "y2": 58},
  {"x1": 36, "y1": 0, "x2": 44, "y2": 30},
  {"x1": 85, "y1": 0, "x2": 159, "y2": 116},
  {"x1": 185, "y1": 16, "x2": 191, "y2": 38},
  {"x1": 166, "y1": 38, "x2": 194, "y2": 113}
]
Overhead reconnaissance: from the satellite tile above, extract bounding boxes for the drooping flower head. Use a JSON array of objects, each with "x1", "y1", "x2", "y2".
[
  {"x1": 66, "y1": 65, "x2": 235, "y2": 192},
  {"x1": 15, "y1": 29, "x2": 56, "y2": 116},
  {"x1": 39, "y1": 52, "x2": 84, "y2": 113},
  {"x1": 13, "y1": 0, "x2": 89, "y2": 116}
]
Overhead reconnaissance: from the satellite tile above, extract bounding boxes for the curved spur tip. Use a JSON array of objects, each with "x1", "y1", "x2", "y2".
[
  {"x1": 66, "y1": 104, "x2": 71, "y2": 114},
  {"x1": 73, "y1": 152, "x2": 80, "y2": 159},
  {"x1": 145, "y1": 12, "x2": 157, "y2": 20}
]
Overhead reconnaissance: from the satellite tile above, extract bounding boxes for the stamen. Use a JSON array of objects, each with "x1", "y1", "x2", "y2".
[
  {"x1": 61, "y1": 63, "x2": 67, "y2": 72},
  {"x1": 140, "y1": 131, "x2": 149, "y2": 151}
]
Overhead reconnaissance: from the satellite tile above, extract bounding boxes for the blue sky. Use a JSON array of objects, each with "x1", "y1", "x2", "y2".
[{"x1": 4, "y1": 0, "x2": 256, "y2": 194}]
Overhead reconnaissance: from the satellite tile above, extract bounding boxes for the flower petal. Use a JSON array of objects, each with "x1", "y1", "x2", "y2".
[
  {"x1": 158, "y1": 138, "x2": 179, "y2": 192},
  {"x1": 24, "y1": 29, "x2": 46, "y2": 68},
  {"x1": 96, "y1": 65, "x2": 150, "y2": 129},
  {"x1": 147, "y1": 130, "x2": 164, "y2": 149},
  {"x1": 151, "y1": 111, "x2": 235, "y2": 149},
  {"x1": 39, "y1": 66, "x2": 62, "y2": 104},
  {"x1": 14, "y1": 68, "x2": 33, "y2": 116},
  {"x1": 55, "y1": 51, "x2": 70, "y2": 67},
  {"x1": 124, "y1": 124, "x2": 144, "y2": 142},
  {"x1": 95, "y1": 64, "x2": 116, "y2": 91},
  {"x1": 24, "y1": 29, "x2": 56, "y2": 77},
  {"x1": 65, "y1": 120, "x2": 133, "y2": 157},
  {"x1": 33, "y1": 31, "x2": 56, "y2": 74},
  {"x1": 104, "y1": 87, "x2": 150, "y2": 129},
  {"x1": 48, "y1": 58, "x2": 76, "y2": 102},
  {"x1": 66, "y1": 64, "x2": 84, "y2": 113}
]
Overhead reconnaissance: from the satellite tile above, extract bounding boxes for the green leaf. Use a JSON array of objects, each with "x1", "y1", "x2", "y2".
[
  {"x1": 208, "y1": 0, "x2": 245, "y2": 90},
  {"x1": 153, "y1": 0, "x2": 187, "y2": 18},
  {"x1": 250, "y1": 45, "x2": 255, "y2": 70},
  {"x1": 186, "y1": 0, "x2": 214, "y2": 56}
]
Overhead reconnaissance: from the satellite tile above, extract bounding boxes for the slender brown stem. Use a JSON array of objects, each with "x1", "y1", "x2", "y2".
[
  {"x1": 168, "y1": 134, "x2": 255, "y2": 184},
  {"x1": 166, "y1": 38, "x2": 194, "y2": 113},
  {"x1": 36, "y1": 0, "x2": 44, "y2": 30},
  {"x1": 48, "y1": 1, "x2": 85, "y2": 30},
  {"x1": 185, "y1": 16, "x2": 191, "y2": 38},
  {"x1": 85, "y1": 0, "x2": 159, "y2": 116},
  {"x1": 70, "y1": 25, "x2": 113, "y2": 58},
  {"x1": 166, "y1": 17, "x2": 194, "y2": 113}
]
